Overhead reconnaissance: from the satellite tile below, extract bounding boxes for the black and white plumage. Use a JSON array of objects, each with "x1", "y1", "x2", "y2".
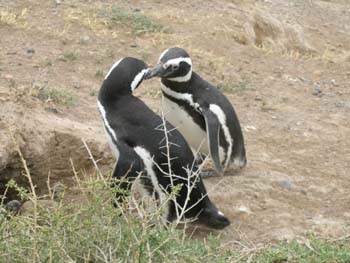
[
  {"x1": 145, "y1": 47, "x2": 247, "y2": 175},
  {"x1": 97, "y1": 57, "x2": 230, "y2": 229}
]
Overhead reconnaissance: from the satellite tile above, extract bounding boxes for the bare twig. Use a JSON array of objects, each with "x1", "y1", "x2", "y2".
[
  {"x1": 70, "y1": 158, "x2": 87, "y2": 198},
  {"x1": 81, "y1": 139, "x2": 107, "y2": 186},
  {"x1": 46, "y1": 170, "x2": 53, "y2": 199},
  {"x1": 9, "y1": 128, "x2": 38, "y2": 263}
]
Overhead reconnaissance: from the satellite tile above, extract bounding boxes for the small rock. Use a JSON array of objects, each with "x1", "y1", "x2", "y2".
[
  {"x1": 56, "y1": 0, "x2": 61, "y2": 5},
  {"x1": 20, "y1": 200, "x2": 57, "y2": 215},
  {"x1": 237, "y1": 205, "x2": 252, "y2": 215},
  {"x1": 58, "y1": 55, "x2": 67, "y2": 62},
  {"x1": 26, "y1": 48, "x2": 35, "y2": 54},
  {"x1": 330, "y1": 79, "x2": 339, "y2": 87},
  {"x1": 244, "y1": 125, "x2": 257, "y2": 132},
  {"x1": 79, "y1": 35, "x2": 90, "y2": 45},
  {"x1": 335, "y1": 102, "x2": 345, "y2": 108},
  {"x1": 312, "y1": 88, "x2": 322, "y2": 96},
  {"x1": 254, "y1": 96, "x2": 262, "y2": 101},
  {"x1": 45, "y1": 107, "x2": 59, "y2": 114},
  {"x1": 300, "y1": 188, "x2": 307, "y2": 195},
  {"x1": 278, "y1": 179, "x2": 294, "y2": 191},
  {"x1": 4, "y1": 74, "x2": 13, "y2": 80},
  {"x1": 73, "y1": 81, "x2": 81, "y2": 89},
  {"x1": 130, "y1": 43, "x2": 138, "y2": 48},
  {"x1": 4, "y1": 200, "x2": 22, "y2": 214}
]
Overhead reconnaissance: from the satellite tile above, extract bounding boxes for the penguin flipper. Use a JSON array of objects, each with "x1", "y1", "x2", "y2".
[{"x1": 201, "y1": 108, "x2": 224, "y2": 175}]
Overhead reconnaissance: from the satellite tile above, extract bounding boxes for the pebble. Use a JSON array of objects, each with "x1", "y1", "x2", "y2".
[
  {"x1": 73, "y1": 81, "x2": 81, "y2": 89},
  {"x1": 79, "y1": 35, "x2": 90, "y2": 45},
  {"x1": 20, "y1": 200, "x2": 57, "y2": 215},
  {"x1": 4, "y1": 74, "x2": 13, "y2": 80},
  {"x1": 330, "y1": 79, "x2": 339, "y2": 87},
  {"x1": 26, "y1": 48, "x2": 35, "y2": 54},
  {"x1": 312, "y1": 88, "x2": 322, "y2": 96},
  {"x1": 300, "y1": 188, "x2": 307, "y2": 195},
  {"x1": 278, "y1": 179, "x2": 294, "y2": 191},
  {"x1": 4, "y1": 200, "x2": 22, "y2": 214},
  {"x1": 45, "y1": 107, "x2": 59, "y2": 114}
]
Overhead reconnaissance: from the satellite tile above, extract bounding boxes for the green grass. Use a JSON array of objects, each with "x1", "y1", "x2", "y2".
[
  {"x1": 0, "y1": 8, "x2": 27, "y2": 28},
  {"x1": 260, "y1": 99, "x2": 274, "y2": 112},
  {"x1": 0, "y1": 178, "x2": 237, "y2": 263},
  {"x1": 95, "y1": 68, "x2": 105, "y2": 78},
  {"x1": 59, "y1": 51, "x2": 78, "y2": 62},
  {"x1": 1, "y1": 175, "x2": 350, "y2": 262},
  {"x1": 36, "y1": 87, "x2": 78, "y2": 106},
  {"x1": 97, "y1": 7, "x2": 165, "y2": 34},
  {"x1": 252, "y1": 238, "x2": 350, "y2": 263}
]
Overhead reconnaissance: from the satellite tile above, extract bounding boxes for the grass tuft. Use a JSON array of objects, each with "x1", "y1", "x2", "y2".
[
  {"x1": 97, "y1": 7, "x2": 165, "y2": 34},
  {"x1": 95, "y1": 69, "x2": 105, "y2": 78},
  {"x1": 0, "y1": 8, "x2": 27, "y2": 28},
  {"x1": 36, "y1": 87, "x2": 78, "y2": 107},
  {"x1": 60, "y1": 51, "x2": 78, "y2": 62}
]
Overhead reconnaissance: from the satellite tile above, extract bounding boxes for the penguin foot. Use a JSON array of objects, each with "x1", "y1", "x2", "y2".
[
  {"x1": 233, "y1": 156, "x2": 247, "y2": 168},
  {"x1": 200, "y1": 169, "x2": 219, "y2": 178},
  {"x1": 195, "y1": 153, "x2": 208, "y2": 165}
]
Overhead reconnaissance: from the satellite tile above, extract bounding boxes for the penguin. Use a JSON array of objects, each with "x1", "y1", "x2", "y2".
[
  {"x1": 144, "y1": 47, "x2": 247, "y2": 175},
  {"x1": 97, "y1": 57, "x2": 230, "y2": 229}
]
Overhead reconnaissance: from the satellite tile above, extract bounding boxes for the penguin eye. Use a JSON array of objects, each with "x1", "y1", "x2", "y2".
[{"x1": 172, "y1": 64, "x2": 179, "y2": 70}]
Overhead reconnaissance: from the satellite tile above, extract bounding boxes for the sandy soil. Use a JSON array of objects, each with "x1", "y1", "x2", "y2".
[{"x1": 1, "y1": 0, "x2": 349, "y2": 244}]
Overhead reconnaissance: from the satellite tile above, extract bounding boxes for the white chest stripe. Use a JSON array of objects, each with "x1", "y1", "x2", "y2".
[
  {"x1": 97, "y1": 100, "x2": 117, "y2": 142},
  {"x1": 131, "y1": 69, "x2": 148, "y2": 91},
  {"x1": 161, "y1": 83, "x2": 200, "y2": 110},
  {"x1": 133, "y1": 146, "x2": 168, "y2": 216},
  {"x1": 167, "y1": 68, "x2": 192, "y2": 82},
  {"x1": 159, "y1": 48, "x2": 170, "y2": 61},
  {"x1": 104, "y1": 58, "x2": 123, "y2": 80},
  {"x1": 209, "y1": 104, "x2": 233, "y2": 169},
  {"x1": 164, "y1": 57, "x2": 192, "y2": 67}
]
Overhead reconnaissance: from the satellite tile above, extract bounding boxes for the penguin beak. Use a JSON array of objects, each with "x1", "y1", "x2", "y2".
[{"x1": 143, "y1": 63, "x2": 165, "y2": 79}]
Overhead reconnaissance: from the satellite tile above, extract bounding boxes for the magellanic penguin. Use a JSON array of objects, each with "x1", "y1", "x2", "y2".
[
  {"x1": 97, "y1": 57, "x2": 230, "y2": 229},
  {"x1": 144, "y1": 47, "x2": 247, "y2": 175}
]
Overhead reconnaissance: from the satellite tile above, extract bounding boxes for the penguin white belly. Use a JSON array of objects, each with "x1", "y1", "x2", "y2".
[
  {"x1": 105, "y1": 129, "x2": 120, "y2": 160},
  {"x1": 162, "y1": 96, "x2": 226, "y2": 163},
  {"x1": 162, "y1": 96, "x2": 209, "y2": 154}
]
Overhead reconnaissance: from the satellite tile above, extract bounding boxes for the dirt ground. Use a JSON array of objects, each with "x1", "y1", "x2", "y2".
[{"x1": 1, "y1": 0, "x2": 349, "y2": 245}]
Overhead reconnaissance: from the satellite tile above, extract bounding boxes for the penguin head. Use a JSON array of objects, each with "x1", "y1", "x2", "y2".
[
  {"x1": 101, "y1": 57, "x2": 149, "y2": 98},
  {"x1": 181, "y1": 180, "x2": 231, "y2": 229},
  {"x1": 194, "y1": 201, "x2": 230, "y2": 229},
  {"x1": 144, "y1": 47, "x2": 193, "y2": 82}
]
